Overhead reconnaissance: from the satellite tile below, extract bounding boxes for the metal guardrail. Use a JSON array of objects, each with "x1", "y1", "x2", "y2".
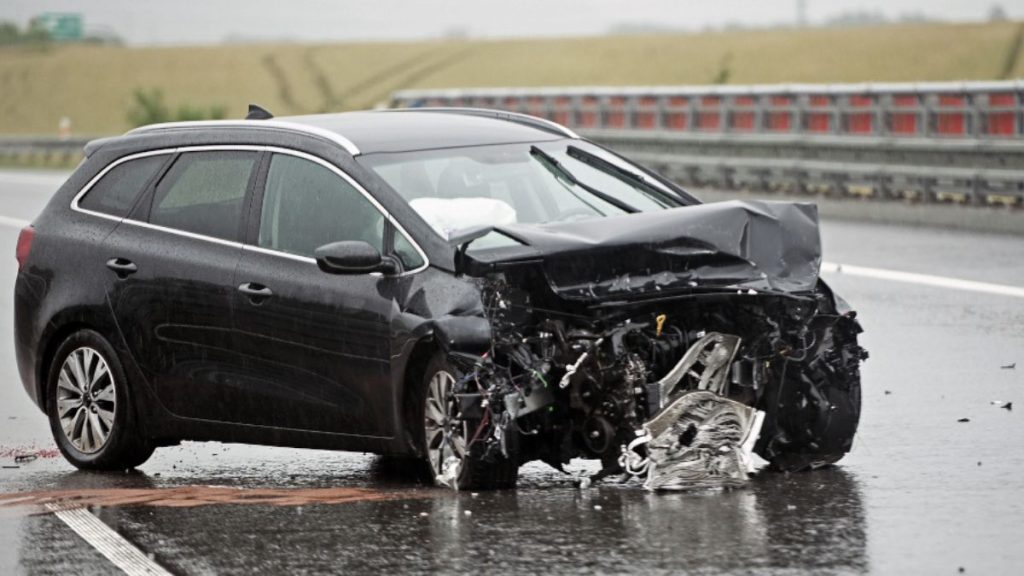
[
  {"x1": 582, "y1": 130, "x2": 1024, "y2": 207},
  {"x1": 0, "y1": 136, "x2": 90, "y2": 167},
  {"x1": 393, "y1": 82, "x2": 1024, "y2": 208},
  {"x1": 392, "y1": 81, "x2": 1024, "y2": 139}
]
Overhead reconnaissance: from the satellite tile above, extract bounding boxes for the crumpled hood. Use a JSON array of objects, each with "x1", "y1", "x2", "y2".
[{"x1": 483, "y1": 200, "x2": 821, "y2": 301}]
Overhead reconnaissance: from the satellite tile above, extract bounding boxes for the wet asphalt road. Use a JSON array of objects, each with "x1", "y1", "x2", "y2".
[{"x1": 1, "y1": 170, "x2": 1023, "y2": 575}]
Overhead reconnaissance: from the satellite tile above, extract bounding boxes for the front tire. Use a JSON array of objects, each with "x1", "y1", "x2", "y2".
[
  {"x1": 46, "y1": 330, "x2": 155, "y2": 470},
  {"x1": 418, "y1": 353, "x2": 518, "y2": 490},
  {"x1": 756, "y1": 315, "x2": 865, "y2": 471}
]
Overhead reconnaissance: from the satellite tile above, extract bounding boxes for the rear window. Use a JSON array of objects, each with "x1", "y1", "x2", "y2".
[
  {"x1": 78, "y1": 155, "x2": 167, "y2": 217},
  {"x1": 149, "y1": 151, "x2": 257, "y2": 241}
]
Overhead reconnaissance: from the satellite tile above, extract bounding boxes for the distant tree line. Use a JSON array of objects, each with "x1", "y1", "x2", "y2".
[
  {"x1": 0, "y1": 19, "x2": 121, "y2": 47},
  {"x1": 126, "y1": 88, "x2": 227, "y2": 127},
  {"x1": 0, "y1": 21, "x2": 51, "y2": 46},
  {"x1": 610, "y1": 4, "x2": 1013, "y2": 36}
]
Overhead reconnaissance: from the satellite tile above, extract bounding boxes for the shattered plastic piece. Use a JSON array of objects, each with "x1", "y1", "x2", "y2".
[
  {"x1": 13, "y1": 454, "x2": 38, "y2": 464},
  {"x1": 623, "y1": 390, "x2": 764, "y2": 491},
  {"x1": 651, "y1": 333, "x2": 742, "y2": 410},
  {"x1": 958, "y1": 418, "x2": 970, "y2": 423},
  {"x1": 1001, "y1": 363, "x2": 1016, "y2": 370},
  {"x1": 436, "y1": 456, "x2": 462, "y2": 489}
]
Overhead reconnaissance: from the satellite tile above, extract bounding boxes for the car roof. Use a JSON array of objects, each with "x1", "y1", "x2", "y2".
[
  {"x1": 124, "y1": 108, "x2": 577, "y2": 157},
  {"x1": 279, "y1": 109, "x2": 571, "y2": 154}
]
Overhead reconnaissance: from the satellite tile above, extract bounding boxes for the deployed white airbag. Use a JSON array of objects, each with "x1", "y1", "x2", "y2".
[{"x1": 410, "y1": 197, "x2": 518, "y2": 239}]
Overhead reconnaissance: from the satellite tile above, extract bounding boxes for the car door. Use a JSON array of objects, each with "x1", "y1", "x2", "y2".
[
  {"x1": 229, "y1": 151, "x2": 405, "y2": 436},
  {"x1": 103, "y1": 148, "x2": 259, "y2": 421}
]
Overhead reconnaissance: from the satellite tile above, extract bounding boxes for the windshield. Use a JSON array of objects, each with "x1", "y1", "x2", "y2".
[{"x1": 358, "y1": 140, "x2": 684, "y2": 240}]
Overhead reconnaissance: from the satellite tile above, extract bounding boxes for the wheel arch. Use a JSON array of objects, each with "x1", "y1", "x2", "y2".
[
  {"x1": 37, "y1": 321, "x2": 95, "y2": 413},
  {"x1": 35, "y1": 306, "x2": 122, "y2": 415},
  {"x1": 397, "y1": 335, "x2": 439, "y2": 457}
]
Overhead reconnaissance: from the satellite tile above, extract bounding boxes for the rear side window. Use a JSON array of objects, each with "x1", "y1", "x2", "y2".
[
  {"x1": 78, "y1": 155, "x2": 167, "y2": 217},
  {"x1": 149, "y1": 151, "x2": 257, "y2": 241}
]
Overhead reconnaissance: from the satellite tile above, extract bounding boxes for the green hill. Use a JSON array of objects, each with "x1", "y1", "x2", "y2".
[{"x1": 1, "y1": 21, "x2": 1022, "y2": 135}]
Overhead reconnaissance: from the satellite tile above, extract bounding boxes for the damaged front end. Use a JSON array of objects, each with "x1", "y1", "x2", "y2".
[{"x1": 429, "y1": 200, "x2": 867, "y2": 491}]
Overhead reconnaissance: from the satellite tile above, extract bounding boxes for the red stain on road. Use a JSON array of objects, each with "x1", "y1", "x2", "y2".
[
  {"x1": 0, "y1": 446, "x2": 61, "y2": 460},
  {"x1": 0, "y1": 486, "x2": 431, "y2": 509}
]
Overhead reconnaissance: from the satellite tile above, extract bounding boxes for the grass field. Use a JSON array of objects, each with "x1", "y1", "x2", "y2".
[{"x1": 1, "y1": 21, "x2": 1022, "y2": 135}]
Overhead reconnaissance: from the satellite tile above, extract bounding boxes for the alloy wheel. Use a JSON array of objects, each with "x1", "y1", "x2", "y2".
[
  {"x1": 56, "y1": 347, "x2": 117, "y2": 454},
  {"x1": 423, "y1": 370, "x2": 469, "y2": 487}
]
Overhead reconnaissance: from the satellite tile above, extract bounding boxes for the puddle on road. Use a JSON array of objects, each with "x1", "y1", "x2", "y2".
[{"x1": 0, "y1": 486, "x2": 432, "y2": 510}]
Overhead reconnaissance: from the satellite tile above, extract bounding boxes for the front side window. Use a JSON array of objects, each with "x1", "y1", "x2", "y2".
[
  {"x1": 258, "y1": 154, "x2": 386, "y2": 259},
  {"x1": 149, "y1": 151, "x2": 257, "y2": 241},
  {"x1": 79, "y1": 154, "x2": 168, "y2": 217}
]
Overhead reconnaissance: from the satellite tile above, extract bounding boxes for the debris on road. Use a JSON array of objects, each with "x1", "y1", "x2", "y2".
[
  {"x1": 990, "y1": 401, "x2": 1013, "y2": 411},
  {"x1": 957, "y1": 418, "x2": 970, "y2": 423},
  {"x1": 1001, "y1": 363, "x2": 1015, "y2": 370}
]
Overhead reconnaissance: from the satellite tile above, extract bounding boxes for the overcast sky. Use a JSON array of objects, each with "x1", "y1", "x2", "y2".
[{"x1": 4, "y1": 0, "x2": 1022, "y2": 45}]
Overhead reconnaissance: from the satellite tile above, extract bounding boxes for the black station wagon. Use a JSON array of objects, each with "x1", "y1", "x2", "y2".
[{"x1": 14, "y1": 107, "x2": 865, "y2": 490}]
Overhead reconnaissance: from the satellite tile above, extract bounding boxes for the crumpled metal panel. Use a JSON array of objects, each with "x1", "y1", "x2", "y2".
[{"x1": 493, "y1": 200, "x2": 821, "y2": 301}]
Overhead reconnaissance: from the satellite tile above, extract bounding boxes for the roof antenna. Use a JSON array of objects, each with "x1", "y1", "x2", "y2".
[{"x1": 246, "y1": 104, "x2": 274, "y2": 120}]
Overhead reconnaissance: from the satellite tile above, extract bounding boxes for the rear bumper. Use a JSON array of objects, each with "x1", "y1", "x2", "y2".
[{"x1": 13, "y1": 271, "x2": 44, "y2": 412}]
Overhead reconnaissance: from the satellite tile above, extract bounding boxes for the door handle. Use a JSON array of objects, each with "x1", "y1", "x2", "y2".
[
  {"x1": 238, "y1": 282, "x2": 273, "y2": 303},
  {"x1": 105, "y1": 258, "x2": 137, "y2": 278}
]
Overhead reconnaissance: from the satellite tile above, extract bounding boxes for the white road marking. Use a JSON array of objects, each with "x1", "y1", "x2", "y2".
[
  {"x1": 0, "y1": 214, "x2": 30, "y2": 228},
  {"x1": 46, "y1": 504, "x2": 173, "y2": 576},
  {"x1": 821, "y1": 261, "x2": 1024, "y2": 299}
]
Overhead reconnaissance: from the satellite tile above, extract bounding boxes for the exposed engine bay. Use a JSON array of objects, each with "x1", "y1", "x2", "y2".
[
  {"x1": 437, "y1": 273, "x2": 866, "y2": 491},
  {"x1": 424, "y1": 200, "x2": 867, "y2": 491}
]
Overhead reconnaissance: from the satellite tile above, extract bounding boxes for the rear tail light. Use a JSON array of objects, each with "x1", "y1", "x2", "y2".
[{"x1": 16, "y1": 226, "x2": 34, "y2": 271}]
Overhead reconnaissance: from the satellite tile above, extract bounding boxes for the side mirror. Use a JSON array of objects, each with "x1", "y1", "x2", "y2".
[{"x1": 314, "y1": 241, "x2": 399, "y2": 275}]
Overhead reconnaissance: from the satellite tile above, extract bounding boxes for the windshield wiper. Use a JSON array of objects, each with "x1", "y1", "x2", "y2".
[
  {"x1": 566, "y1": 145, "x2": 681, "y2": 207},
  {"x1": 529, "y1": 146, "x2": 638, "y2": 214}
]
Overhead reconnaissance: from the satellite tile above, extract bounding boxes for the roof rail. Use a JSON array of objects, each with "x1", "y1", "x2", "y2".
[
  {"x1": 126, "y1": 119, "x2": 361, "y2": 155},
  {"x1": 387, "y1": 107, "x2": 579, "y2": 139}
]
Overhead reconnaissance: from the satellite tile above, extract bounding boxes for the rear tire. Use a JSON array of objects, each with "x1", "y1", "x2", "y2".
[
  {"x1": 46, "y1": 330, "x2": 155, "y2": 471},
  {"x1": 416, "y1": 353, "x2": 518, "y2": 490}
]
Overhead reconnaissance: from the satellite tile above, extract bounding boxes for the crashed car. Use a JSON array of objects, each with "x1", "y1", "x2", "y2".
[{"x1": 14, "y1": 107, "x2": 865, "y2": 490}]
